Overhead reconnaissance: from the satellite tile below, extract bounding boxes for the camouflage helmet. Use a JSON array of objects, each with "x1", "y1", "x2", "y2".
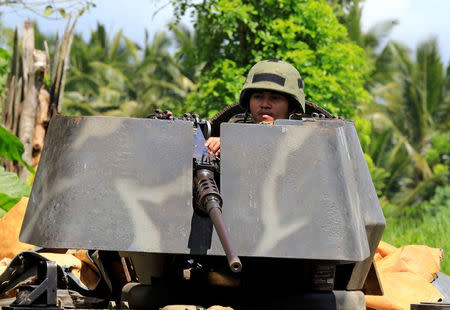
[{"x1": 239, "y1": 59, "x2": 305, "y2": 113}]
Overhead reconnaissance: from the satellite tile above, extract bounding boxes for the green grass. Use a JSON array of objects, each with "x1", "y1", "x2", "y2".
[{"x1": 381, "y1": 206, "x2": 450, "y2": 275}]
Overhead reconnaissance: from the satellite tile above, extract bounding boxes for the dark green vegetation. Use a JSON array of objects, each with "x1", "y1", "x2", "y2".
[
  {"x1": 0, "y1": 126, "x2": 32, "y2": 217},
  {"x1": 0, "y1": 0, "x2": 448, "y2": 272},
  {"x1": 174, "y1": 0, "x2": 371, "y2": 119}
]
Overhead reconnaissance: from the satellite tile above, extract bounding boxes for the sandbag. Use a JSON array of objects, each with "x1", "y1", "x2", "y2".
[{"x1": 366, "y1": 241, "x2": 445, "y2": 310}]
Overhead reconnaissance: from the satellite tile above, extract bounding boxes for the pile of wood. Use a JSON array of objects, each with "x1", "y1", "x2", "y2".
[{"x1": 1, "y1": 18, "x2": 77, "y2": 181}]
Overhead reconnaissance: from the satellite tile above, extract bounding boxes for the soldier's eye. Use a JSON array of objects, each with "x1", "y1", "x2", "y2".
[{"x1": 252, "y1": 93, "x2": 263, "y2": 99}]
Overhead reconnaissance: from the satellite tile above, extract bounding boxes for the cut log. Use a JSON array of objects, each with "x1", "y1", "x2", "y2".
[
  {"x1": 18, "y1": 21, "x2": 38, "y2": 181},
  {"x1": 31, "y1": 88, "x2": 50, "y2": 168}
]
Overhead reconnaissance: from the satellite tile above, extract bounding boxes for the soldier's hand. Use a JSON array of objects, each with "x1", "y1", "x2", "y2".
[{"x1": 205, "y1": 137, "x2": 221, "y2": 155}]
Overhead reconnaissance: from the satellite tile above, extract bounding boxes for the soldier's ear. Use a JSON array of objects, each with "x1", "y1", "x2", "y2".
[{"x1": 288, "y1": 98, "x2": 296, "y2": 113}]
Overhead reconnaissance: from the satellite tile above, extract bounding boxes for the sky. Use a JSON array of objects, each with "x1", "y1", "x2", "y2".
[
  {"x1": 360, "y1": 0, "x2": 450, "y2": 63},
  {"x1": 1, "y1": 0, "x2": 450, "y2": 64}
]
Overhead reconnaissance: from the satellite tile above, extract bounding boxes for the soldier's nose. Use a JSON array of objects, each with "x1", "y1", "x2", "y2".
[{"x1": 261, "y1": 99, "x2": 271, "y2": 107}]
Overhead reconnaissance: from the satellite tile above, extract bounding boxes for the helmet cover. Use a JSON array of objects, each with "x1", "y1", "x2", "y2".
[{"x1": 239, "y1": 59, "x2": 305, "y2": 113}]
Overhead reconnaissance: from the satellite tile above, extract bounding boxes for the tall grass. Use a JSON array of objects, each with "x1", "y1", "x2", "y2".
[{"x1": 381, "y1": 204, "x2": 450, "y2": 275}]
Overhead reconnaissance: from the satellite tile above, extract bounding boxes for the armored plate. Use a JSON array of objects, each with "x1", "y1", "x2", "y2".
[
  {"x1": 20, "y1": 115, "x2": 194, "y2": 253},
  {"x1": 211, "y1": 119, "x2": 385, "y2": 262},
  {"x1": 21, "y1": 116, "x2": 384, "y2": 264}
]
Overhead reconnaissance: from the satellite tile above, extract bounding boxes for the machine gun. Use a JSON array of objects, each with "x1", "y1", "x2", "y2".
[
  {"x1": 15, "y1": 109, "x2": 386, "y2": 309},
  {"x1": 149, "y1": 110, "x2": 242, "y2": 273}
]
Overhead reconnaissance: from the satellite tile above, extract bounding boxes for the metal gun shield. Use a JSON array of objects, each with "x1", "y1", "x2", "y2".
[
  {"x1": 213, "y1": 119, "x2": 385, "y2": 263},
  {"x1": 20, "y1": 115, "x2": 194, "y2": 253}
]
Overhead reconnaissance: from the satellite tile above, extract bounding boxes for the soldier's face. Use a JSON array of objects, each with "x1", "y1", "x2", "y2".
[{"x1": 249, "y1": 90, "x2": 290, "y2": 123}]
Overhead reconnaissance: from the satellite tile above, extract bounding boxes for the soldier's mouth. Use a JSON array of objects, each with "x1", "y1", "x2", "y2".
[{"x1": 259, "y1": 111, "x2": 273, "y2": 117}]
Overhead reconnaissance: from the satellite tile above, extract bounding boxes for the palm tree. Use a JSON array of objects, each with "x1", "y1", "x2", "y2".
[
  {"x1": 62, "y1": 22, "x2": 199, "y2": 118},
  {"x1": 328, "y1": 0, "x2": 398, "y2": 57},
  {"x1": 130, "y1": 26, "x2": 199, "y2": 117},
  {"x1": 366, "y1": 38, "x2": 449, "y2": 206},
  {"x1": 170, "y1": 23, "x2": 203, "y2": 84},
  {"x1": 128, "y1": 30, "x2": 175, "y2": 117},
  {"x1": 330, "y1": 1, "x2": 449, "y2": 207},
  {"x1": 63, "y1": 23, "x2": 138, "y2": 116}
]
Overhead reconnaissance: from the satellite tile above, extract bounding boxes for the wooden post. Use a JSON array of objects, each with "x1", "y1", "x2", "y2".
[
  {"x1": 50, "y1": 16, "x2": 78, "y2": 115},
  {"x1": 18, "y1": 21, "x2": 41, "y2": 181},
  {"x1": 1, "y1": 28, "x2": 20, "y2": 134},
  {"x1": 31, "y1": 49, "x2": 50, "y2": 168},
  {"x1": 1, "y1": 27, "x2": 25, "y2": 176},
  {"x1": 1, "y1": 19, "x2": 78, "y2": 180}
]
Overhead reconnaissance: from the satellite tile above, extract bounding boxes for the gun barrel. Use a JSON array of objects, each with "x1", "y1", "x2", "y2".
[
  {"x1": 205, "y1": 198, "x2": 243, "y2": 273},
  {"x1": 194, "y1": 169, "x2": 242, "y2": 273}
]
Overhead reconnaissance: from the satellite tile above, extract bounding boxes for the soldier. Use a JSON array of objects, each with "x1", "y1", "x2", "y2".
[{"x1": 205, "y1": 59, "x2": 305, "y2": 155}]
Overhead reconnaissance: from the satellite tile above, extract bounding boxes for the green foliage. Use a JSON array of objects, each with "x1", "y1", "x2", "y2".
[
  {"x1": 183, "y1": 59, "x2": 247, "y2": 118},
  {"x1": 354, "y1": 117, "x2": 391, "y2": 196},
  {"x1": 433, "y1": 164, "x2": 448, "y2": 176},
  {"x1": 403, "y1": 185, "x2": 450, "y2": 221},
  {"x1": 364, "y1": 38, "x2": 449, "y2": 206},
  {"x1": 0, "y1": 46, "x2": 10, "y2": 104},
  {"x1": 382, "y1": 185, "x2": 450, "y2": 274},
  {"x1": 354, "y1": 117, "x2": 371, "y2": 149},
  {"x1": 425, "y1": 132, "x2": 450, "y2": 166},
  {"x1": 173, "y1": 0, "x2": 372, "y2": 119},
  {"x1": 0, "y1": 166, "x2": 31, "y2": 216},
  {"x1": 65, "y1": 26, "x2": 132, "y2": 97},
  {"x1": 0, "y1": 47, "x2": 9, "y2": 76},
  {"x1": 0, "y1": 126, "x2": 34, "y2": 217},
  {"x1": 130, "y1": 29, "x2": 196, "y2": 118},
  {"x1": 425, "y1": 148, "x2": 440, "y2": 166},
  {"x1": 339, "y1": 0, "x2": 448, "y2": 212},
  {"x1": 63, "y1": 24, "x2": 196, "y2": 118},
  {"x1": 0, "y1": 125, "x2": 35, "y2": 218},
  {"x1": 0, "y1": 126, "x2": 34, "y2": 173},
  {"x1": 339, "y1": 4, "x2": 448, "y2": 268},
  {"x1": 364, "y1": 153, "x2": 391, "y2": 196},
  {"x1": 63, "y1": 24, "x2": 139, "y2": 116}
]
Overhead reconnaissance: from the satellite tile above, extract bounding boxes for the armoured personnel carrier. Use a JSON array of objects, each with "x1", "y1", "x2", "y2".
[{"x1": 2, "y1": 101, "x2": 385, "y2": 310}]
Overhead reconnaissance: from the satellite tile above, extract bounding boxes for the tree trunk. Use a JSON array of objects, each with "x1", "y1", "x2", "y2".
[
  {"x1": 18, "y1": 21, "x2": 40, "y2": 181},
  {"x1": 1, "y1": 18, "x2": 78, "y2": 181},
  {"x1": 32, "y1": 88, "x2": 50, "y2": 168}
]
